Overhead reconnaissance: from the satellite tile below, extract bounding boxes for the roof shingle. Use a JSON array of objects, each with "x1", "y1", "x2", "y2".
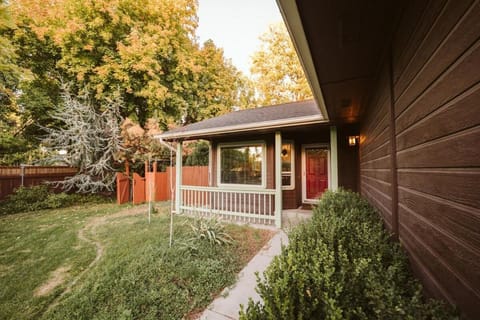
[{"x1": 157, "y1": 99, "x2": 323, "y2": 140}]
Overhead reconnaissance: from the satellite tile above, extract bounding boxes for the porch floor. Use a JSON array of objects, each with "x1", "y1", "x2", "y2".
[{"x1": 282, "y1": 208, "x2": 313, "y2": 229}]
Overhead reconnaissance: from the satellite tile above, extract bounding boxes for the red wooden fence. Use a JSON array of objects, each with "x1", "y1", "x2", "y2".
[
  {"x1": 116, "y1": 172, "x2": 129, "y2": 204},
  {"x1": 132, "y1": 173, "x2": 146, "y2": 204},
  {"x1": 121, "y1": 166, "x2": 209, "y2": 204},
  {"x1": 167, "y1": 166, "x2": 209, "y2": 187},
  {"x1": 0, "y1": 166, "x2": 78, "y2": 200}
]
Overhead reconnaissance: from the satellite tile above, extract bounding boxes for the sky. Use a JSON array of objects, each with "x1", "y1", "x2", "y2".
[{"x1": 196, "y1": 0, "x2": 283, "y2": 75}]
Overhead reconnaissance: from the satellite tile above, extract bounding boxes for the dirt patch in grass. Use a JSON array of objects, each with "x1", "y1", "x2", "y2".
[
  {"x1": 45, "y1": 204, "x2": 149, "y2": 311},
  {"x1": 34, "y1": 266, "x2": 71, "y2": 297}
]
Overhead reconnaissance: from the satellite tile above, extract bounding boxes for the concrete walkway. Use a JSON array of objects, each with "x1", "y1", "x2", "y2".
[{"x1": 199, "y1": 230, "x2": 289, "y2": 320}]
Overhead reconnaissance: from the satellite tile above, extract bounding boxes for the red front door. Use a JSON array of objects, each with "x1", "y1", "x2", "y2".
[{"x1": 305, "y1": 148, "x2": 328, "y2": 200}]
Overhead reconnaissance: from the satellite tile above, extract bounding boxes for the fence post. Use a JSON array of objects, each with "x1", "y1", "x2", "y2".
[{"x1": 20, "y1": 164, "x2": 25, "y2": 187}]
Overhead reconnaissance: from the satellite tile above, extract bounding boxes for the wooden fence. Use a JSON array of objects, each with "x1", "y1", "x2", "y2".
[
  {"x1": 117, "y1": 166, "x2": 209, "y2": 204},
  {"x1": 0, "y1": 166, "x2": 78, "y2": 200},
  {"x1": 156, "y1": 166, "x2": 209, "y2": 201}
]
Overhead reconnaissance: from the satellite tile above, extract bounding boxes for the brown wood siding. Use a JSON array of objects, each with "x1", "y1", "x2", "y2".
[
  {"x1": 360, "y1": 63, "x2": 394, "y2": 230},
  {"x1": 282, "y1": 189, "x2": 296, "y2": 209},
  {"x1": 209, "y1": 126, "x2": 333, "y2": 210},
  {"x1": 337, "y1": 125, "x2": 359, "y2": 192},
  {"x1": 266, "y1": 136, "x2": 275, "y2": 189},
  {"x1": 360, "y1": 1, "x2": 480, "y2": 317}
]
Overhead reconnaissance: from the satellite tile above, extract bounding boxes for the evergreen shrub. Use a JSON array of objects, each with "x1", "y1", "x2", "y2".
[{"x1": 240, "y1": 189, "x2": 457, "y2": 320}]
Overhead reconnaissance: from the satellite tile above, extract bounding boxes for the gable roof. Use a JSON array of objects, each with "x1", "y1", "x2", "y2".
[{"x1": 156, "y1": 99, "x2": 326, "y2": 140}]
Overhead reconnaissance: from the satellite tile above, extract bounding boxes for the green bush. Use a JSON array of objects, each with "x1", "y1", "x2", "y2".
[
  {"x1": 1, "y1": 185, "x2": 51, "y2": 213},
  {"x1": 240, "y1": 189, "x2": 457, "y2": 319},
  {"x1": 0, "y1": 185, "x2": 108, "y2": 215}
]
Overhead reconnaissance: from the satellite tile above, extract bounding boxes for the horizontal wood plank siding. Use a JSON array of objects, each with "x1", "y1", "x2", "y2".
[
  {"x1": 360, "y1": 63, "x2": 394, "y2": 230},
  {"x1": 282, "y1": 189, "x2": 297, "y2": 209},
  {"x1": 337, "y1": 125, "x2": 359, "y2": 192},
  {"x1": 360, "y1": 0, "x2": 480, "y2": 317}
]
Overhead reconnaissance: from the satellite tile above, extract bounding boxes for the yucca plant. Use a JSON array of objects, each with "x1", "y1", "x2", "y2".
[{"x1": 189, "y1": 216, "x2": 233, "y2": 246}]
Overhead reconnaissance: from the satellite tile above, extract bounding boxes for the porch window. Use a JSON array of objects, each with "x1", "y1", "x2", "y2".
[
  {"x1": 281, "y1": 142, "x2": 295, "y2": 189},
  {"x1": 218, "y1": 142, "x2": 265, "y2": 186}
]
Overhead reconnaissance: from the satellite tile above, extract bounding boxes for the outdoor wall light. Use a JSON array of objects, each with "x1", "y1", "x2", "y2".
[{"x1": 348, "y1": 135, "x2": 359, "y2": 146}]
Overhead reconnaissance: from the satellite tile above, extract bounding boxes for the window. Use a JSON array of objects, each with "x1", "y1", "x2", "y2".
[
  {"x1": 281, "y1": 142, "x2": 295, "y2": 189},
  {"x1": 218, "y1": 142, "x2": 265, "y2": 186}
]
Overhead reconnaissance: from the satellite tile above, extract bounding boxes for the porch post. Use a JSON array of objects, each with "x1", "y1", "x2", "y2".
[
  {"x1": 175, "y1": 140, "x2": 183, "y2": 214},
  {"x1": 208, "y1": 141, "x2": 212, "y2": 186},
  {"x1": 275, "y1": 131, "x2": 282, "y2": 228},
  {"x1": 330, "y1": 126, "x2": 339, "y2": 191}
]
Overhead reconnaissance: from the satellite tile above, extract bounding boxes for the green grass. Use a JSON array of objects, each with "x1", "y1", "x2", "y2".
[{"x1": 0, "y1": 202, "x2": 273, "y2": 319}]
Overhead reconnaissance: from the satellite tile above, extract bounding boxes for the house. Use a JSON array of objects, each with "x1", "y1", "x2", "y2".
[
  {"x1": 157, "y1": 100, "x2": 359, "y2": 226},
  {"x1": 158, "y1": 0, "x2": 480, "y2": 317},
  {"x1": 277, "y1": 0, "x2": 479, "y2": 318}
]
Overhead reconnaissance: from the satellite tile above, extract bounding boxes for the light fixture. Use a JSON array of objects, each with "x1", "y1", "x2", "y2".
[{"x1": 348, "y1": 136, "x2": 359, "y2": 146}]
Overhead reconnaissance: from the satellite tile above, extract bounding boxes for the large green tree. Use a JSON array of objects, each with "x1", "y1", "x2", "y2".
[
  {"x1": 0, "y1": 0, "x2": 32, "y2": 164},
  {"x1": 10, "y1": 0, "x2": 251, "y2": 128},
  {"x1": 182, "y1": 39, "x2": 255, "y2": 124},
  {"x1": 250, "y1": 22, "x2": 312, "y2": 106},
  {"x1": 0, "y1": 0, "x2": 66, "y2": 164},
  {"x1": 2, "y1": 0, "x2": 254, "y2": 165},
  {"x1": 0, "y1": 0, "x2": 24, "y2": 120}
]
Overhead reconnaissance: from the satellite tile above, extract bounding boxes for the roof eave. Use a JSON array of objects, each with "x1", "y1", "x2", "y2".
[
  {"x1": 276, "y1": 0, "x2": 329, "y2": 121},
  {"x1": 155, "y1": 116, "x2": 328, "y2": 141}
]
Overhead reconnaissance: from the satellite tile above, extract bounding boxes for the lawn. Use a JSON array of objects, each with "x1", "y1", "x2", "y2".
[{"x1": 0, "y1": 201, "x2": 273, "y2": 319}]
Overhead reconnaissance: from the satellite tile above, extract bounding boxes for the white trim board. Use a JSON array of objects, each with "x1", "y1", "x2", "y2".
[
  {"x1": 276, "y1": 0, "x2": 329, "y2": 120},
  {"x1": 156, "y1": 116, "x2": 327, "y2": 140}
]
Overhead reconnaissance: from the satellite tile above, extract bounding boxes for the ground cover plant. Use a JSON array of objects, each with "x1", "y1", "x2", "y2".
[
  {"x1": 0, "y1": 185, "x2": 107, "y2": 215},
  {"x1": 0, "y1": 201, "x2": 273, "y2": 319},
  {"x1": 240, "y1": 190, "x2": 457, "y2": 319}
]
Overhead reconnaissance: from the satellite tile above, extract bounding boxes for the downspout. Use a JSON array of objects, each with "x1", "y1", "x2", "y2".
[
  {"x1": 158, "y1": 136, "x2": 177, "y2": 214},
  {"x1": 175, "y1": 141, "x2": 183, "y2": 215},
  {"x1": 158, "y1": 137, "x2": 176, "y2": 153},
  {"x1": 158, "y1": 136, "x2": 178, "y2": 247}
]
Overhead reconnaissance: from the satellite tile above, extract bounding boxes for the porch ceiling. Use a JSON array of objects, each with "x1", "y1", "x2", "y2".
[{"x1": 277, "y1": 0, "x2": 401, "y2": 124}]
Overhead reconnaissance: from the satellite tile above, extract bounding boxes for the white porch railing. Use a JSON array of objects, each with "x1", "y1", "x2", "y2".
[{"x1": 179, "y1": 185, "x2": 277, "y2": 225}]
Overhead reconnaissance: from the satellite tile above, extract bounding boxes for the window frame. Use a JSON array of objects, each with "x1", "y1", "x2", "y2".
[
  {"x1": 281, "y1": 140, "x2": 295, "y2": 190},
  {"x1": 217, "y1": 140, "x2": 267, "y2": 189}
]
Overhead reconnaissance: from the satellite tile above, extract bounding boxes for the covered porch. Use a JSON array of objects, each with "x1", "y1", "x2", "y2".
[{"x1": 156, "y1": 100, "x2": 357, "y2": 228}]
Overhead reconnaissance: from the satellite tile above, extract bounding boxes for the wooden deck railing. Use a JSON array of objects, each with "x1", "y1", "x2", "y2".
[{"x1": 180, "y1": 185, "x2": 277, "y2": 225}]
